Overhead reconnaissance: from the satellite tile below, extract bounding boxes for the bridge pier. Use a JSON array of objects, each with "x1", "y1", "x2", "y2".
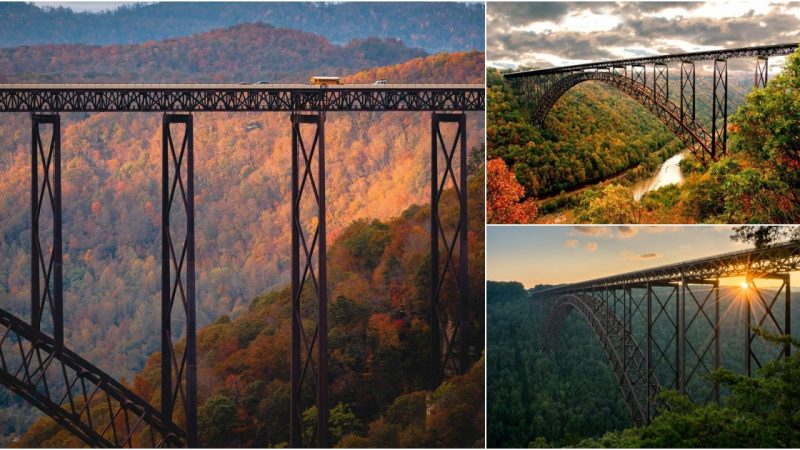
[
  {"x1": 680, "y1": 61, "x2": 696, "y2": 123},
  {"x1": 711, "y1": 59, "x2": 728, "y2": 159},
  {"x1": 632, "y1": 64, "x2": 646, "y2": 86},
  {"x1": 290, "y1": 112, "x2": 329, "y2": 448},
  {"x1": 653, "y1": 63, "x2": 669, "y2": 101},
  {"x1": 430, "y1": 112, "x2": 469, "y2": 389},
  {"x1": 682, "y1": 278, "x2": 720, "y2": 404},
  {"x1": 745, "y1": 273, "x2": 791, "y2": 377},
  {"x1": 755, "y1": 56, "x2": 769, "y2": 89},
  {"x1": 30, "y1": 113, "x2": 63, "y2": 350},
  {"x1": 161, "y1": 113, "x2": 197, "y2": 447}
]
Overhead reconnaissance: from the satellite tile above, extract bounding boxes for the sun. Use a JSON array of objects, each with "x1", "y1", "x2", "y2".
[{"x1": 740, "y1": 281, "x2": 750, "y2": 290}]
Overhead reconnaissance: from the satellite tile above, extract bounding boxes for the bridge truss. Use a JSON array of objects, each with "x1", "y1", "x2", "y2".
[
  {"x1": 504, "y1": 43, "x2": 798, "y2": 163},
  {"x1": 0, "y1": 84, "x2": 484, "y2": 447},
  {"x1": 536, "y1": 241, "x2": 800, "y2": 426}
]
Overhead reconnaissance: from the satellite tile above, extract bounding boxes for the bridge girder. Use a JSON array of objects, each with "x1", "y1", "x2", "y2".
[{"x1": 0, "y1": 86, "x2": 485, "y2": 112}]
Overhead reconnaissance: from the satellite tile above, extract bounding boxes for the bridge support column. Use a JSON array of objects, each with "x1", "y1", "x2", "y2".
[
  {"x1": 430, "y1": 112, "x2": 469, "y2": 389},
  {"x1": 745, "y1": 273, "x2": 791, "y2": 377},
  {"x1": 680, "y1": 61, "x2": 696, "y2": 123},
  {"x1": 632, "y1": 65, "x2": 646, "y2": 86},
  {"x1": 682, "y1": 279, "x2": 720, "y2": 404},
  {"x1": 290, "y1": 112, "x2": 329, "y2": 448},
  {"x1": 678, "y1": 278, "x2": 686, "y2": 395},
  {"x1": 161, "y1": 113, "x2": 197, "y2": 447},
  {"x1": 653, "y1": 63, "x2": 669, "y2": 101},
  {"x1": 755, "y1": 56, "x2": 769, "y2": 89},
  {"x1": 30, "y1": 113, "x2": 63, "y2": 350},
  {"x1": 711, "y1": 59, "x2": 728, "y2": 159},
  {"x1": 646, "y1": 282, "x2": 653, "y2": 423}
]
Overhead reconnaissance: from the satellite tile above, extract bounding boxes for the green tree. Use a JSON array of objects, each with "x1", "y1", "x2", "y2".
[{"x1": 199, "y1": 393, "x2": 240, "y2": 446}]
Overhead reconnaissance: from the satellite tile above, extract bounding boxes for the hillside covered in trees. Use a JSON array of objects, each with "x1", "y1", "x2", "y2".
[
  {"x1": 0, "y1": 22, "x2": 428, "y2": 83},
  {"x1": 14, "y1": 171, "x2": 485, "y2": 448},
  {"x1": 0, "y1": 2, "x2": 485, "y2": 53},
  {"x1": 486, "y1": 48, "x2": 799, "y2": 224},
  {"x1": 0, "y1": 27, "x2": 484, "y2": 444}
]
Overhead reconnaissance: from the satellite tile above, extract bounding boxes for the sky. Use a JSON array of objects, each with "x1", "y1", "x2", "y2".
[
  {"x1": 485, "y1": 225, "x2": 800, "y2": 289},
  {"x1": 487, "y1": 1, "x2": 800, "y2": 69}
]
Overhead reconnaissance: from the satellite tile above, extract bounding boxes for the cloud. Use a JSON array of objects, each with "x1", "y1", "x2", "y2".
[
  {"x1": 487, "y1": 1, "x2": 800, "y2": 69},
  {"x1": 585, "y1": 242, "x2": 598, "y2": 252},
  {"x1": 571, "y1": 226, "x2": 613, "y2": 237},
  {"x1": 564, "y1": 239, "x2": 579, "y2": 248},
  {"x1": 621, "y1": 250, "x2": 664, "y2": 260}
]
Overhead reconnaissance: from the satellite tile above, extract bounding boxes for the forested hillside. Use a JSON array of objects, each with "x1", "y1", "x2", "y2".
[
  {"x1": 487, "y1": 281, "x2": 630, "y2": 447},
  {"x1": 0, "y1": 23, "x2": 427, "y2": 83},
  {"x1": 0, "y1": 2, "x2": 484, "y2": 53},
  {"x1": 14, "y1": 172, "x2": 485, "y2": 448},
  {"x1": 0, "y1": 32, "x2": 484, "y2": 444}
]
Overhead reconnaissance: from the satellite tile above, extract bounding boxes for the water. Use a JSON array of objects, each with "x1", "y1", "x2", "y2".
[{"x1": 632, "y1": 151, "x2": 686, "y2": 201}]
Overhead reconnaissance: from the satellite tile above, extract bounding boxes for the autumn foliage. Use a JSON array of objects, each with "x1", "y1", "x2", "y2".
[
  {"x1": 487, "y1": 158, "x2": 537, "y2": 224},
  {"x1": 16, "y1": 175, "x2": 486, "y2": 448}
]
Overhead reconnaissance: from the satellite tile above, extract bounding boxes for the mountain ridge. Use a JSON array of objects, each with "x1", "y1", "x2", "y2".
[
  {"x1": 0, "y1": 2, "x2": 484, "y2": 53},
  {"x1": 0, "y1": 22, "x2": 428, "y2": 83}
]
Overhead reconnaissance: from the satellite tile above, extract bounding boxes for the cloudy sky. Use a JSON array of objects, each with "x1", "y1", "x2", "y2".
[
  {"x1": 488, "y1": 1, "x2": 800, "y2": 69},
  {"x1": 485, "y1": 225, "x2": 800, "y2": 288}
]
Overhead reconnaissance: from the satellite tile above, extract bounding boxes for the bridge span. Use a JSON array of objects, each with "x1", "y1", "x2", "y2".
[
  {"x1": 0, "y1": 84, "x2": 484, "y2": 447},
  {"x1": 504, "y1": 43, "x2": 798, "y2": 163},
  {"x1": 534, "y1": 240, "x2": 800, "y2": 426}
]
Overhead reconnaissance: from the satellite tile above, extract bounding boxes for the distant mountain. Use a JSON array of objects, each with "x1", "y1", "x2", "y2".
[
  {"x1": 0, "y1": 2, "x2": 484, "y2": 53},
  {"x1": 0, "y1": 22, "x2": 427, "y2": 83}
]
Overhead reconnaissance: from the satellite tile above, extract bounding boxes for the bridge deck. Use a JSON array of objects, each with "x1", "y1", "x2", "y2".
[
  {"x1": 0, "y1": 84, "x2": 485, "y2": 112},
  {"x1": 537, "y1": 241, "x2": 800, "y2": 294}
]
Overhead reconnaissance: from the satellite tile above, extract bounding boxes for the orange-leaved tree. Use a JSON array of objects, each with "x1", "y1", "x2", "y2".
[{"x1": 487, "y1": 158, "x2": 537, "y2": 224}]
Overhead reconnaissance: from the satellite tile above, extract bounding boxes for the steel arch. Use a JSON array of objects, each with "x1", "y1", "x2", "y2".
[
  {"x1": 531, "y1": 72, "x2": 713, "y2": 162},
  {"x1": 544, "y1": 293, "x2": 657, "y2": 426},
  {"x1": 0, "y1": 308, "x2": 184, "y2": 447}
]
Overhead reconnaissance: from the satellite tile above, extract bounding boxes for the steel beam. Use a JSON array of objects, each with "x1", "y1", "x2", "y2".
[
  {"x1": 430, "y1": 112, "x2": 469, "y2": 389},
  {"x1": 290, "y1": 112, "x2": 329, "y2": 448},
  {"x1": 30, "y1": 113, "x2": 62, "y2": 350},
  {"x1": 161, "y1": 113, "x2": 197, "y2": 447}
]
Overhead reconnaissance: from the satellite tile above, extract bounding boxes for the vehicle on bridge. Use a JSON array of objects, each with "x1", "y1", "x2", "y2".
[{"x1": 310, "y1": 76, "x2": 342, "y2": 86}]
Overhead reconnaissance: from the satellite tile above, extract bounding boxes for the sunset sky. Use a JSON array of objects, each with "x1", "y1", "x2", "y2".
[
  {"x1": 486, "y1": 226, "x2": 800, "y2": 289},
  {"x1": 488, "y1": 1, "x2": 799, "y2": 70}
]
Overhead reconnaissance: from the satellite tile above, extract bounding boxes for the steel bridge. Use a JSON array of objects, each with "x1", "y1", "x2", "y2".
[
  {"x1": 0, "y1": 84, "x2": 484, "y2": 447},
  {"x1": 504, "y1": 43, "x2": 798, "y2": 163},
  {"x1": 534, "y1": 241, "x2": 800, "y2": 426}
]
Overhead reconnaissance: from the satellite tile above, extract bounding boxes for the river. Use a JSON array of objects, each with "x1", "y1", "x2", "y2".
[{"x1": 632, "y1": 151, "x2": 686, "y2": 201}]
